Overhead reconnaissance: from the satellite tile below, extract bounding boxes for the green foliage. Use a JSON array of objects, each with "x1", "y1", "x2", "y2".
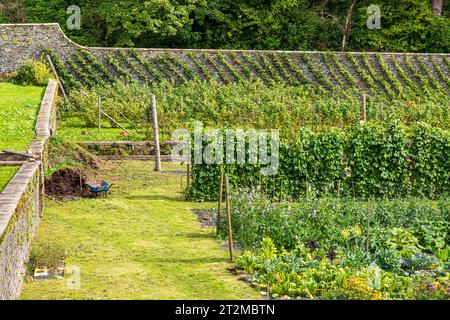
[
  {"x1": 220, "y1": 192, "x2": 449, "y2": 251},
  {"x1": 8, "y1": 0, "x2": 447, "y2": 52},
  {"x1": 189, "y1": 122, "x2": 450, "y2": 201},
  {"x1": 409, "y1": 124, "x2": 450, "y2": 197},
  {"x1": 21, "y1": 161, "x2": 259, "y2": 299},
  {"x1": 65, "y1": 78, "x2": 448, "y2": 139},
  {"x1": 230, "y1": 194, "x2": 450, "y2": 299},
  {"x1": 352, "y1": 0, "x2": 450, "y2": 53},
  {"x1": 12, "y1": 59, "x2": 52, "y2": 86},
  {"x1": 236, "y1": 238, "x2": 450, "y2": 299},
  {"x1": 346, "y1": 122, "x2": 410, "y2": 197},
  {"x1": 43, "y1": 49, "x2": 81, "y2": 90}
]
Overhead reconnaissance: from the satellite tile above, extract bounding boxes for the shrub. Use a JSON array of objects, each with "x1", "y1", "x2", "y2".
[
  {"x1": 28, "y1": 240, "x2": 66, "y2": 272},
  {"x1": 12, "y1": 59, "x2": 52, "y2": 86}
]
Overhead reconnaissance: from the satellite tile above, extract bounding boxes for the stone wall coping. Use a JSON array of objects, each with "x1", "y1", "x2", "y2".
[
  {"x1": 0, "y1": 23, "x2": 448, "y2": 56},
  {"x1": 30, "y1": 79, "x2": 58, "y2": 158},
  {"x1": 0, "y1": 162, "x2": 40, "y2": 237}
]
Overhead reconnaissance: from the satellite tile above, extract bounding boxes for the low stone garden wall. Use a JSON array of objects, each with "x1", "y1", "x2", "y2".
[{"x1": 0, "y1": 79, "x2": 58, "y2": 300}]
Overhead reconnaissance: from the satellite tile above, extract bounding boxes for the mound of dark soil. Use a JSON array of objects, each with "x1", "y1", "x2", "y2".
[{"x1": 45, "y1": 168, "x2": 89, "y2": 198}]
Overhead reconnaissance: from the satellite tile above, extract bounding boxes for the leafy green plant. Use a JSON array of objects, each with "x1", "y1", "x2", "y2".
[
  {"x1": 189, "y1": 122, "x2": 449, "y2": 201},
  {"x1": 129, "y1": 49, "x2": 164, "y2": 82},
  {"x1": 43, "y1": 49, "x2": 81, "y2": 91},
  {"x1": 330, "y1": 53, "x2": 359, "y2": 88},
  {"x1": 216, "y1": 52, "x2": 243, "y2": 82},
  {"x1": 12, "y1": 59, "x2": 52, "y2": 86}
]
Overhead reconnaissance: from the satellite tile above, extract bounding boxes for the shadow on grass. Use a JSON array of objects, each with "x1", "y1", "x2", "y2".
[
  {"x1": 182, "y1": 232, "x2": 216, "y2": 239},
  {"x1": 147, "y1": 257, "x2": 228, "y2": 264},
  {"x1": 124, "y1": 194, "x2": 183, "y2": 202}
]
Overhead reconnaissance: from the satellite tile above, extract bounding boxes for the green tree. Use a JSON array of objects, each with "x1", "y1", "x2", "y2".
[{"x1": 350, "y1": 0, "x2": 450, "y2": 52}]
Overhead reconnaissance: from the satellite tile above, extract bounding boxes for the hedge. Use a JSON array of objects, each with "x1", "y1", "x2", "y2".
[{"x1": 187, "y1": 122, "x2": 449, "y2": 201}]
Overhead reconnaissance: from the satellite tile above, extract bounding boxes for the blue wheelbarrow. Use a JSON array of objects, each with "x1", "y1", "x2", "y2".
[{"x1": 84, "y1": 180, "x2": 113, "y2": 198}]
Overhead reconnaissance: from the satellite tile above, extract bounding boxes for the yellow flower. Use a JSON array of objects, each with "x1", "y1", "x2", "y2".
[
  {"x1": 341, "y1": 229, "x2": 351, "y2": 240},
  {"x1": 352, "y1": 225, "x2": 362, "y2": 238}
]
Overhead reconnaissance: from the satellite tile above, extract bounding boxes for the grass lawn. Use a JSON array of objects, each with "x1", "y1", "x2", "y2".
[
  {"x1": 59, "y1": 117, "x2": 176, "y2": 142},
  {"x1": 0, "y1": 166, "x2": 18, "y2": 192},
  {"x1": 21, "y1": 161, "x2": 259, "y2": 300},
  {"x1": 0, "y1": 82, "x2": 45, "y2": 151},
  {"x1": 59, "y1": 117, "x2": 146, "y2": 142}
]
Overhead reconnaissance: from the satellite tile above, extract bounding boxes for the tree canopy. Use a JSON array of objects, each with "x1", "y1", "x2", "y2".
[{"x1": 0, "y1": 0, "x2": 448, "y2": 52}]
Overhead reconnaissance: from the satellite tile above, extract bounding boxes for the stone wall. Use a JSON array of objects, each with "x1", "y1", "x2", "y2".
[
  {"x1": 0, "y1": 80, "x2": 58, "y2": 300},
  {"x1": 0, "y1": 162, "x2": 41, "y2": 299},
  {"x1": 0, "y1": 23, "x2": 448, "y2": 80}
]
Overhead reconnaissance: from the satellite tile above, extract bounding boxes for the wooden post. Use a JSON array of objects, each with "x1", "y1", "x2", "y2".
[
  {"x1": 216, "y1": 172, "x2": 224, "y2": 234},
  {"x1": 280, "y1": 175, "x2": 284, "y2": 202},
  {"x1": 79, "y1": 170, "x2": 83, "y2": 193},
  {"x1": 46, "y1": 54, "x2": 68, "y2": 100},
  {"x1": 151, "y1": 94, "x2": 161, "y2": 172},
  {"x1": 337, "y1": 180, "x2": 341, "y2": 199},
  {"x1": 186, "y1": 164, "x2": 190, "y2": 188},
  {"x1": 366, "y1": 196, "x2": 371, "y2": 252},
  {"x1": 101, "y1": 110, "x2": 130, "y2": 134},
  {"x1": 361, "y1": 94, "x2": 367, "y2": 122},
  {"x1": 225, "y1": 175, "x2": 234, "y2": 262},
  {"x1": 98, "y1": 95, "x2": 101, "y2": 133}
]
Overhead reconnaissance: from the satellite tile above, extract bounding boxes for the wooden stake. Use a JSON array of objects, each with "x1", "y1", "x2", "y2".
[
  {"x1": 187, "y1": 164, "x2": 190, "y2": 188},
  {"x1": 361, "y1": 94, "x2": 367, "y2": 122},
  {"x1": 216, "y1": 172, "x2": 224, "y2": 234},
  {"x1": 46, "y1": 54, "x2": 67, "y2": 100},
  {"x1": 98, "y1": 95, "x2": 101, "y2": 133},
  {"x1": 101, "y1": 110, "x2": 130, "y2": 134},
  {"x1": 337, "y1": 180, "x2": 341, "y2": 199},
  {"x1": 151, "y1": 94, "x2": 161, "y2": 172},
  {"x1": 79, "y1": 170, "x2": 83, "y2": 193},
  {"x1": 366, "y1": 196, "x2": 371, "y2": 252},
  {"x1": 225, "y1": 175, "x2": 234, "y2": 262},
  {"x1": 280, "y1": 175, "x2": 284, "y2": 202}
]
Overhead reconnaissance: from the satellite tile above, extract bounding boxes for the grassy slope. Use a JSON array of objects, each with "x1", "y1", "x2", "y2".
[
  {"x1": 21, "y1": 161, "x2": 259, "y2": 300},
  {"x1": 0, "y1": 166, "x2": 18, "y2": 192},
  {"x1": 0, "y1": 82, "x2": 45, "y2": 150}
]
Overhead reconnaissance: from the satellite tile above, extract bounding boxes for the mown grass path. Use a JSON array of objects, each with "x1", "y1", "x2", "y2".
[{"x1": 21, "y1": 161, "x2": 259, "y2": 300}]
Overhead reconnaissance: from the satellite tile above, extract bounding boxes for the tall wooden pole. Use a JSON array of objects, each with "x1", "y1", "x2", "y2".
[
  {"x1": 98, "y1": 95, "x2": 101, "y2": 133},
  {"x1": 187, "y1": 164, "x2": 190, "y2": 188},
  {"x1": 151, "y1": 94, "x2": 161, "y2": 172},
  {"x1": 46, "y1": 54, "x2": 68, "y2": 100},
  {"x1": 432, "y1": 0, "x2": 443, "y2": 16},
  {"x1": 366, "y1": 195, "x2": 371, "y2": 252},
  {"x1": 361, "y1": 94, "x2": 367, "y2": 122},
  {"x1": 216, "y1": 172, "x2": 224, "y2": 233},
  {"x1": 225, "y1": 175, "x2": 234, "y2": 262}
]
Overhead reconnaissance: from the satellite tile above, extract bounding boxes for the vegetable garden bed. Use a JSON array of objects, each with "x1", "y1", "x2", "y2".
[{"x1": 222, "y1": 191, "x2": 450, "y2": 300}]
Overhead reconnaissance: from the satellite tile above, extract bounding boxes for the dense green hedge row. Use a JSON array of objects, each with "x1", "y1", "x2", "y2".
[{"x1": 188, "y1": 122, "x2": 449, "y2": 201}]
